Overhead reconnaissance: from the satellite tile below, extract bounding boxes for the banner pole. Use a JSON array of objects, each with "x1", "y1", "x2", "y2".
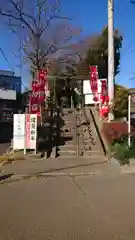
[
  {"x1": 128, "y1": 94, "x2": 131, "y2": 147},
  {"x1": 34, "y1": 114, "x2": 37, "y2": 155},
  {"x1": 24, "y1": 113, "x2": 26, "y2": 155}
]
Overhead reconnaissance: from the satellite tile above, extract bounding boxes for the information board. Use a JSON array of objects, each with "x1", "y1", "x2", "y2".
[
  {"x1": 13, "y1": 114, "x2": 25, "y2": 150},
  {"x1": 25, "y1": 114, "x2": 37, "y2": 150}
]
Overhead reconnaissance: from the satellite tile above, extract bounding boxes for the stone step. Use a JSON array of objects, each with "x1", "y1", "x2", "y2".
[
  {"x1": 83, "y1": 150, "x2": 104, "y2": 157},
  {"x1": 61, "y1": 132, "x2": 76, "y2": 137},
  {"x1": 63, "y1": 121, "x2": 75, "y2": 124},
  {"x1": 63, "y1": 114, "x2": 74, "y2": 117},
  {"x1": 61, "y1": 114, "x2": 74, "y2": 117},
  {"x1": 63, "y1": 121, "x2": 76, "y2": 125},
  {"x1": 56, "y1": 155, "x2": 106, "y2": 161},
  {"x1": 63, "y1": 126, "x2": 76, "y2": 129},
  {"x1": 62, "y1": 108, "x2": 73, "y2": 112},
  {"x1": 58, "y1": 150, "x2": 77, "y2": 157},
  {"x1": 62, "y1": 120, "x2": 74, "y2": 123},
  {"x1": 63, "y1": 115, "x2": 74, "y2": 118},
  {"x1": 57, "y1": 145, "x2": 77, "y2": 151}
]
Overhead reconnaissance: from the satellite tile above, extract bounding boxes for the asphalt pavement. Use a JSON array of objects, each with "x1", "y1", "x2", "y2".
[
  {"x1": 0, "y1": 143, "x2": 10, "y2": 155},
  {"x1": 0, "y1": 173, "x2": 135, "y2": 239}
]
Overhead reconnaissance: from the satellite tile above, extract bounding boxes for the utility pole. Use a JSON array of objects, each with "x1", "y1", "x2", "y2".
[{"x1": 108, "y1": 0, "x2": 114, "y2": 121}]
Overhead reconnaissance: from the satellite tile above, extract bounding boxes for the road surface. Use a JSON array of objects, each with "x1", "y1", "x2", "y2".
[
  {"x1": 0, "y1": 173, "x2": 135, "y2": 239},
  {"x1": 0, "y1": 143, "x2": 10, "y2": 155}
]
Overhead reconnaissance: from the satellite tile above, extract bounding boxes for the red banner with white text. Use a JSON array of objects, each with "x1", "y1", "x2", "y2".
[
  {"x1": 99, "y1": 79, "x2": 109, "y2": 118},
  {"x1": 89, "y1": 65, "x2": 99, "y2": 102},
  {"x1": 29, "y1": 81, "x2": 40, "y2": 115},
  {"x1": 100, "y1": 79, "x2": 109, "y2": 104},
  {"x1": 29, "y1": 69, "x2": 48, "y2": 115}
]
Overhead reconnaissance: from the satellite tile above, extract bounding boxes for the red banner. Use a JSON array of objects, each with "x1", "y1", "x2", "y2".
[
  {"x1": 32, "y1": 81, "x2": 39, "y2": 92},
  {"x1": 99, "y1": 79, "x2": 109, "y2": 118},
  {"x1": 29, "y1": 69, "x2": 48, "y2": 115},
  {"x1": 89, "y1": 65, "x2": 98, "y2": 102},
  {"x1": 29, "y1": 96, "x2": 40, "y2": 115},
  {"x1": 100, "y1": 105, "x2": 109, "y2": 118},
  {"x1": 38, "y1": 70, "x2": 47, "y2": 82},
  {"x1": 38, "y1": 69, "x2": 48, "y2": 103},
  {"x1": 29, "y1": 80, "x2": 40, "y2": 115},
  {"x1": 100, "y1": 79, "x2": 109, "y2": 104}
]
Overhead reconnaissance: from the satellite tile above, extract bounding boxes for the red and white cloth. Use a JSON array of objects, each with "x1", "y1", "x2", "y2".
[
  {"x1": 89, "y1": 65, "x2": 99, "y2": 102},
  {"x1": 29, "y1": 69, "x2": 48, "y2": 115}
]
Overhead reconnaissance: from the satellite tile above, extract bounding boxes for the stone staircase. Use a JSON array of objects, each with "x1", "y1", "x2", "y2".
[
  {"x1": 56, "y1": 107, "x2": 105, "y2": 161},
  {"x1": 57, "y1": 108, "x2": 77, "y2": 158}
]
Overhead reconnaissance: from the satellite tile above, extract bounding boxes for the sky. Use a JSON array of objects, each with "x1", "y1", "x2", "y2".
[{"x1": 0, "y1": 0, "x2": 135, "y2": 89}]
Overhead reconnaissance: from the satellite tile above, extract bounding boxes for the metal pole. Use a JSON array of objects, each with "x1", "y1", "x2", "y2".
[
  {"x1": 128, "y1": 94, "x2": 131, "y2": 147},
  {"x1": 108, "y1": 0, "x2": 114, "y2": 121},
  {"x1": 24, "y1": 114, "x2": 26, "y2": 155}
]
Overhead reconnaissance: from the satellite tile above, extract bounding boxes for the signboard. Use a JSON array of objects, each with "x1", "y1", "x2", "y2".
[
  {"x1": 13, "y1": 114, "x2": 37, "y2": 152},
  {"x1": 25, "y1": 114, "x2": 37, "y2": 150},
  {"x1": 83, "y1": 79, "x2": 102, "y2": 95},
  {"x1": 84, "y1": 94, "x2": 101, "y2": 105},
  {"x1": 13, "y1": 114, "x2": 25, "y2": 150}
]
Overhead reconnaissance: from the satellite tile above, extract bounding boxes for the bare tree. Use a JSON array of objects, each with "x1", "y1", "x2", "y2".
[
  {"x1": 48, "y1": 34, "x2": 98, "y2": 78},
  {"x1": 0, "y1": 0, "x2": 81, "y2": 74}
]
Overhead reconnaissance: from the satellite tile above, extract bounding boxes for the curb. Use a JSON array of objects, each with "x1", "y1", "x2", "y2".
[{"x1": 120, "y1": 165, "x2": 135, "y2": 175}]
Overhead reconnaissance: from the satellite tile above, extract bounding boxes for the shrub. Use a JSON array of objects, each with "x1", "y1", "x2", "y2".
[
  {"x1": 112, "y1": 135, "x2": 135, "y2": 165},
  {"x1": 111, "y1": 134, "x2": 128, "y2": 146}
]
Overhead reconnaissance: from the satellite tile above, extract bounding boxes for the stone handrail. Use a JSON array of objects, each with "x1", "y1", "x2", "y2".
[{"x1": 84, "y1": 107, "x2": 108, "y2": 156}]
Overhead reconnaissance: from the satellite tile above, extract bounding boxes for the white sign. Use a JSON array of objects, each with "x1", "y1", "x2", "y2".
[
  {"x1": 13, "y1": 114, "x2": 25, "y2": 150},
  {"x1": 85, "y1": 94, "x2": 101, "y2": 105},
  {"x1": 25, "y1": 114, "x2": 37, "y2": 151},
  {"x1": 0, "y1": 89, "x2": 16, "y2": 100},
  {"x1": 83, "y1": 80, "x2": 102, "y2": 95},
  {"x1": 83, "y1": 79, "x2": 107, "y2": 95},
  {"x1": 13, "y1": 114, "x2": 37, "y2": 153}
]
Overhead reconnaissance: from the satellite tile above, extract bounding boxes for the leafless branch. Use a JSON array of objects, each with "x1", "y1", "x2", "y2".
[{"x1": 0, "y1": 0, "x2": 81, "y2": 77}]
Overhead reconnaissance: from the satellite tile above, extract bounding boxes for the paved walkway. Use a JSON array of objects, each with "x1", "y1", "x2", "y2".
[
  {"x1": 1, "y1": 173, "x2": 135, "y2": 239},
  {"x1": 0, "y1": 157, "x2": 122, "y2": 183},
  {"x1": 1, "y1": 156, "x2": 135, "y2": 184}
]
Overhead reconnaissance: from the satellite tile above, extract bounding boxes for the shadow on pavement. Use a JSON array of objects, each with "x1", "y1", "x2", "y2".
[{"x1": 0, "y1": 174, "x2": 14, "y2": 182}]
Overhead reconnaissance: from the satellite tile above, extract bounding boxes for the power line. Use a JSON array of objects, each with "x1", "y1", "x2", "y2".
[
  {"x1": 0, "y1": 46, "x2": 27, "y2": 90},
  {"x1": 0, "y1": 47, "x2": 14, "y2": 72}
]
